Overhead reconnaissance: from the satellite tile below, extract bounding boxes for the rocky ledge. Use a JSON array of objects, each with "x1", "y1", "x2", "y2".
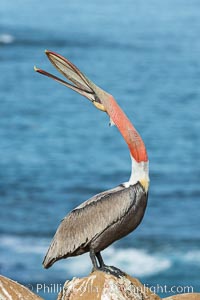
[
  {"x1": 0, "y1": 271, "x2": 200, "y2": 300},
  {"x1": 0, "y1": 275, "x2": 43, "y2": 300},
  {"x1": 57, "y1": 270, "x2": 200, "y2": 300}
]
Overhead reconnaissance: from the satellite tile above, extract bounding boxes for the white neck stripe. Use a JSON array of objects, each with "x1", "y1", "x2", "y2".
[{"x1": 123, "y1": 156, "x2": 149, "y2": 190}]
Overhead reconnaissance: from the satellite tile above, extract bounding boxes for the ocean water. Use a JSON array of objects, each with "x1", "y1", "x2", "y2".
[{"x1": 0, "y1": 0, "x2": 200, "y2": 299}]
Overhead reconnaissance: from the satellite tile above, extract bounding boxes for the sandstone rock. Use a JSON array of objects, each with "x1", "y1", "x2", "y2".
[
  {"x1": 57, "y1": 270, "x2": 161, "y2": 300},
  {"x1": 0, "y1": 275, "x2": 44, "y2": 300},
  {"x1": 57, "y1": 270, "x2": 200, "y2": 300},
  {"x1": 1, "y1": 272, "x2": 199, "y2": 300}
]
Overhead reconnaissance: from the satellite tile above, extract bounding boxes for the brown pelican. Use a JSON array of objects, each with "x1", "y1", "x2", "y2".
[{"x1": 34, "y1": 51, "x2": 149, "y2": 275}]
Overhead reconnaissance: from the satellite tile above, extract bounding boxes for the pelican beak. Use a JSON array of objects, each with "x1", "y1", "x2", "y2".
[
  {"x1": 34, "y1": 50, "x2": 106, "y2": 112},
  {"x1": 35, "y1": 50, "x2": 148, "y2": 163}
]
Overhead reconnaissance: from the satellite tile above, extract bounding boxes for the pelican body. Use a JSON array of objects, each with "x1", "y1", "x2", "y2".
[{"x1": 35, "y1": 51, "x2": 149, "y2": 272}]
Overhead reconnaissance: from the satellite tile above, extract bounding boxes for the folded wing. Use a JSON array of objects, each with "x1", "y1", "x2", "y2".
[{"x1": 43, "y1": 183, "x2": 144, "y2": 268}]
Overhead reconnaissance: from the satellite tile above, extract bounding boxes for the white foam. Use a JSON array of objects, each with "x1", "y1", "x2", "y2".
[
  {"x1": 104, "y1": 247, "x2": 171, "y2": 276},
  {"x1": 1, "y1": 235, "x2": 171, "y2": 277},
  {"x1": 58, "y1": 247, "x2": 171, "y2": 277},
  {"x1": 0, "y1": 34, "x2": 15, "y2": 44},
  {"x1": 183, "y1": 250, "x2": 200, "y2": 263},
  {"x1": 1, "y1": 235, "x2": 47, "y2": 254},
  {"x1": 56, "y1": 253, "x2": 91, "y2": 276}
]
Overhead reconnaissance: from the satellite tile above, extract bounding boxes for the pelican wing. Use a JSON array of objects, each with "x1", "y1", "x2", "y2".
[{"x1": 43, "y1": 183, "x2": 145, "y2": 268}]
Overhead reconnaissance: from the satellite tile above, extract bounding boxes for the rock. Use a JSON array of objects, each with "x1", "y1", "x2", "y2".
[
  {"x1": 58, "y1": 270, "x2": 200, "y2": 300},
  {"x1": 1, "y1": 272, "x2": 199, "y2": 300},
  {"x1": 164, "y1": 294, "x2": 200, "y2": 300},
  {"x1": 57, "y1": 270, "x2": 161, "y2": 300},
  {"x1": 0, "y1": 275, "x2": 44, "y2": 300}
]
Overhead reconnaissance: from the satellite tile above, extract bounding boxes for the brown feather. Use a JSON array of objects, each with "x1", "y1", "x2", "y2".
[{"x1": 43, "y1": 182, "x2": 147, "y2": 268}]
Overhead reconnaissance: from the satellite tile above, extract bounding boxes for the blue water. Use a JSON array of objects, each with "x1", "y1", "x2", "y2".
[{"x1": 0, "y1": 0, "x2": 200, "y2": 299}]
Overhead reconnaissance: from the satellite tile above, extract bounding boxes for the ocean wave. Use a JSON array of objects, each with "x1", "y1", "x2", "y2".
[
  {"x1": 104, "y1": 248, "x2": 171, "y2": 276},
  {"x1": 2, "y1": 235, "x2": 200, "y2": 278},
  {"x1": 0, "y1": 235, "x2": 47, "y2": 255},
  {"x1": 1, "y1": 235, "x2": 170, "y2": 277},
  {"x1": 0, "y1": 34, "x2": 15, "y2": 44},
  {"x1": 55, "y1": 247, "x2": 171, "y2": 277},
  {"x1": 0, "y1": 33, "x2": 142, "y2": 50},
  {"x1": 183, "y1": 250, "x2": 200, "y2": 263}
]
